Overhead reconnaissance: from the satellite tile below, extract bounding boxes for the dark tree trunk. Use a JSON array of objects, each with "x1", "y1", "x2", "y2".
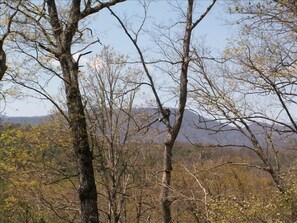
[
  {"x1": 0, "y1": 40, "x2": 7, "y2": 81},
  {"x1": 60, "y1": 54, "x2": 99, "y2": 223}
]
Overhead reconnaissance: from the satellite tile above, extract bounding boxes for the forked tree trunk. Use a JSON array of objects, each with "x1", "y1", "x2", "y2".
[
  {"x1": 46, "y1": 1, "x2": 101, "y2": 221},
  {"x1": 160, "y1": 1, "x2": 194, "y2": 222},
  {"x1": 60, "y1": 54, "x2": 99, "y2": 223},
  {"x1": 109, "y1": 1, "x2": 216, "y2": 222}
]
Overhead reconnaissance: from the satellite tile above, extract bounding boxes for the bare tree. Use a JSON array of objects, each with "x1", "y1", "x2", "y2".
[
  {"x1": 81, "y1": 46, "x2": 151, "y2": 223},
  {"x1": 109, "y1": 0, "x2": 217, "y2": 222}
]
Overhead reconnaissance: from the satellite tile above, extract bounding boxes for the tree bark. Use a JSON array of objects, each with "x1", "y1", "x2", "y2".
[
  {"x1": 0, "y1": 40, "x2": 7, "y2": 81},
  {"x1": 59, "y1": 54, "x2": 99, "y2": 223},
  {"x1": 46, "y1": 0, "x2": 101, "y2": 221},
  {"x1": 161, "y1": 141, "x2": 174, "y2": 223}
]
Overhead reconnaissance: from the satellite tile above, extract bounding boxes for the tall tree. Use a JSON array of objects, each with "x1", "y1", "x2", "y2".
[
  {"x1": 109, "y1": 0, "x2": 217, "y2": 222},
  {"x1": 5, "y1": 1, "x2": 125, "y2": 222},
  {"x1": 81, "y1": 46, "x2": 146, "y2": 222}
]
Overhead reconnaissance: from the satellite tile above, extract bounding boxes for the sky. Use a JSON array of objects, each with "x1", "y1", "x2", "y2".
[{"x1": 2, "y1": 0, "x2": 231, "y2": 117}]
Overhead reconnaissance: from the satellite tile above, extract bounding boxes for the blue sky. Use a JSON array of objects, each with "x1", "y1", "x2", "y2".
[{"x1": 3, "y1": 0, "x2": 231, "y2": 117}]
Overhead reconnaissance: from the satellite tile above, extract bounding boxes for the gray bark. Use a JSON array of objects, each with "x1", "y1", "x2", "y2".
[{"x1": 161, "y1": 1, "x2": 193, "y2": 222}]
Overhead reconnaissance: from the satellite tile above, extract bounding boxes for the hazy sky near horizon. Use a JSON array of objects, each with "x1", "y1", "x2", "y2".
[{"x1": 2, "y1": 0, "x2": 232, "y2": 117}]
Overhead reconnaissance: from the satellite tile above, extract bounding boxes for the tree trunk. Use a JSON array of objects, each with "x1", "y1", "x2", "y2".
[
  {"x1": 161, "y1": 2, "x2": 194, "y2": 222},
  {"x1": 60, "y1": 54, "x2": 99, "y2": 223},
  {"x1": 161, "y1": 141, "x2": 174, "y2": 223},
  {"x1": 109, "y1": 1, "x2": 215, "y2": 222},
  {"x1": 0, "y1": 40, "x2": 7, "y2": 81}
]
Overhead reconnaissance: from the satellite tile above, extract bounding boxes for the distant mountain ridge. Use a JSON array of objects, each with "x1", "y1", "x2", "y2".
[
  {"x1": 2, "y1": 115, "x2": 49, "y2": 125},
  {"x1": 2, "y1": 109, "x2": 296, "y2": 148}
]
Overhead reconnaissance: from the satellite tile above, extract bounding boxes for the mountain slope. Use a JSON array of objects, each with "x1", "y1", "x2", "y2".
[
  {"x1": 2, "y1": 109, "x2": 296, "y2": 148},
  {"x1": 2, "y1": 115, "x2": 49, "y2": 125}
]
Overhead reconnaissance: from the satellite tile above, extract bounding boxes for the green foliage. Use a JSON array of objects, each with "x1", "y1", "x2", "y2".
[{"x1": 0, "y1": 121, "x2": 78, "y2": 223}]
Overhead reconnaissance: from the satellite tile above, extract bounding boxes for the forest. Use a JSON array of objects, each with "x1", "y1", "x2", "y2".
[{"x1": 0, "y1": 0, "x2": 296, "y2": 223}]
